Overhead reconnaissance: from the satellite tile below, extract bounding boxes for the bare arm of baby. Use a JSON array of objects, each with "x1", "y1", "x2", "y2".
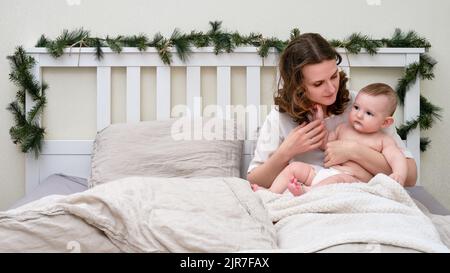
[
  {"x1": 320, "y1": 123, "x2": 340, "y2": 150},
  {"x1": 381, "y1": 136, "x2": 408, "y2": 185}
]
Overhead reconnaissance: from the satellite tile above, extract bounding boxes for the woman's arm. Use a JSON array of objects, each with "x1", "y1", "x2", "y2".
[
  {"x1": 324, "y1": 140, "x2": 417, "y2": 186},
  {"x1": 248, "y1": 119, "x2": 326, "y2": 187},
  {"x1": 350, "y1": 143, "x2": 417, "y2": 186},
  {"x1": 247, "y1": 149, "x2": 291, "y2": 188}
]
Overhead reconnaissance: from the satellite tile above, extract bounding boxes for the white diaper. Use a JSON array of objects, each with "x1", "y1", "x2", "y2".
[{"x1": 311, "y1": 167, "x2": 342, "y2": 186}]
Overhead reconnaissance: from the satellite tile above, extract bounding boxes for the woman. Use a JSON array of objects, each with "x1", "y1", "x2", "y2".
[{"x1": 247, "y1": 33, "x2": 417, "y2": 189}]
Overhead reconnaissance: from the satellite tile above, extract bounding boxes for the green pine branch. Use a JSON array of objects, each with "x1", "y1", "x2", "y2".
[
  {"x1": 27, "y1": 95, "x2": 47, "y2": 123},
  {"x1": 382, "y1": 28, "x2": 431, "y2": 49},
  {"x1": 290, "y1": 28, "x2": 301, "y2": 41},
  {"x1": 396, "y1": 54, "x2": 436, "y2": 105},
  {"x1": 7, "y1": 101, "x2": 26, "y2": 127},
  {"x1": 7, "y1": 47, "x2": 40, "y2": 99},
  {"x1": 419, "y1": 95, "x2": 442, "y2": 129},
  {"x1": 171, "y1": 28, "x2": 192, "y2": 62},
  {"x1": 330, "y1": 33, "x2": 382, "y2": 55},
  {"x1": 105, "y1": 35, "x2": 124, "y2": 53},
  {"x1": 257, "y1": 37, "x2": 287, "y2": 58},
  {"x1": 188, "y1": 31, "x2": 210, "y2": 47},
  {"x1": 153, "y1": 32, "x2": 172, "y2": 64},
  {"x1": 420, "y1": 137, "x2": 431, "y2": 152},
  {"x1": 397, "y1": 95, "x2": 442, "y2": 140},
  {"x1": 45, "y1": 28, "x2": 90, "y2": 57},
  {"x1": 207, "y1": 21, "x2": 234, "y2": 54},
  {"x1": 6, "y1": 47, "x2": 47, "y2": 156},
  {"x1": 35, "y1": 34, "x2": 50, "y2": 47}
]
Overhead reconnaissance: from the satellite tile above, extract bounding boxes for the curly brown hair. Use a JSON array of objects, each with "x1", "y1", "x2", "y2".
[{"x1": 274, "y1": 33, "x2": 350, "y2": 124}]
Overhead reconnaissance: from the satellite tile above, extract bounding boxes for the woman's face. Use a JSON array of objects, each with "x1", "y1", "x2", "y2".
[{"x1": 302, "y1": 59, "x2": 340, "y2": 107}]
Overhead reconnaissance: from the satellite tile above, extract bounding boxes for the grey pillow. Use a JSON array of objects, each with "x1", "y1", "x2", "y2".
[{"x1": 89, "y1": 118, "x2": 243, "y2": 187}]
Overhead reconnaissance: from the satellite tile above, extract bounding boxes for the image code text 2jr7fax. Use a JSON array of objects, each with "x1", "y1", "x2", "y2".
[{"x1": 179, "y1": 257, "x2": 270, "y2": 271}]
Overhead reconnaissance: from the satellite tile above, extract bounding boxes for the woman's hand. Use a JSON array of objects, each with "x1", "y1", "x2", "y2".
[
  {"x1": 278, "y1": 119, "x2": 327, "y2": 160},
  {"x1": 323, "y1": 140, "x2": 357, "y2": 167}
]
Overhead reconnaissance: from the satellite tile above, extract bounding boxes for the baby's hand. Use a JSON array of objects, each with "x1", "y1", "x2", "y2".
[
  {"x1": 389, "y1": 173, "x2": 406, "y2": 186},
  {"x1": 312, "y1": 104, "x2": 327, "y2": 150},
  {"x1": 312, "y1": 104, "x2": 325, "y2": 121}
]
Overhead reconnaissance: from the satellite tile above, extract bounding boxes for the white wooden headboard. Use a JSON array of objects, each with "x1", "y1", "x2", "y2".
[{"x1": 25, "y1": 47, "x2": 424, "y2": 194}]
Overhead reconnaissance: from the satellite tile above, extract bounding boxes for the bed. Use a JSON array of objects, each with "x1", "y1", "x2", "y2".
[{"x1": 1, "y1": 46, "x2": 449, "y2": 253}]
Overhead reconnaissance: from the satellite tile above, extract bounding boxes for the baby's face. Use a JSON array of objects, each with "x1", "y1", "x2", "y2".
[{"x1": 349, "y1": 93, "x2": 391, "y2": 133}]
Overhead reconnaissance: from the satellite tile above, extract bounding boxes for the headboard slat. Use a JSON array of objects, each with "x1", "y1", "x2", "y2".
[
  {"x1": 246, "y1": 67, "x2": 261, "y2": 141},
  {"x1": 96, "y1": 66, "x2": 111, "y2": 131},
  {"x1": 217, "y1": 67, "x2": 231, "y2": 119},
  {"x1": 126, "y1": 67, "x2": 141, "y2": 122},
  {"x1": 186, "y1": 66, "x2": 201, "y2": 117},
  {"x1": 156, "y1": 66, "x2": 171, "y2": 120}
]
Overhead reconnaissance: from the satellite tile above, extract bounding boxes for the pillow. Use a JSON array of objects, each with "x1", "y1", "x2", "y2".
[{"x1": 88, "y1": 118, "x2": 243, "y2": 187}]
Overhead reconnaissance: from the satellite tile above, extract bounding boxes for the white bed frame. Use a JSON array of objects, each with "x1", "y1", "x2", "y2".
[{"x1": 25, "y1": 47, "x2": 424, "y2": 194}]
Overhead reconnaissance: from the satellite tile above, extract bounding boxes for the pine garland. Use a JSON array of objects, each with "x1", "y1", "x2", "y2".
[
  {"x1": 396, "y1": 54, "x2": 436, "y2": 104},
  {"x1": 7, "y1": 22, "x2": 442, "y2": 156},
  {"x1": 397, "y1": 95, "x2": 442, "y2": 151},
  {"x1": 7, "y1": 47, "x2": 47, "y2": 157}
]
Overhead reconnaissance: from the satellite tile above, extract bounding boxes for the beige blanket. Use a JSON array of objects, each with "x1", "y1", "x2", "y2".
[
  {"x1": 255, "y1": 174, "x2": 450, "y2": 253},
  {"x1": 0, "y1": 177, "x2": 276, "y2": 252}
]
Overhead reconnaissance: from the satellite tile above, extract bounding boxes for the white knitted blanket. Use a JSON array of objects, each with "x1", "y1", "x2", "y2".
[{"x1": 256, "y1": 174, "x2": 450, "y2": 253}]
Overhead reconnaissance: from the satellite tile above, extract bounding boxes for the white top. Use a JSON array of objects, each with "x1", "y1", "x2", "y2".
[{"x1": 247, "y1": 91, "x2": 413, "y2": 173}]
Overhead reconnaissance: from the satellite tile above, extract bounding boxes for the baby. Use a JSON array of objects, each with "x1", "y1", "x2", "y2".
[{"x1": 257, "y1": 83, "x2": 408, "y2": 196}]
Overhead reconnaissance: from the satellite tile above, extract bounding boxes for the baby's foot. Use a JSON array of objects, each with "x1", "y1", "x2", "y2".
[
  {"x1": 288, "y1": 177, "x2": 305, "y2": 196},
  {"x1": 251, "y1": 184, "x2": 260, "y2": 192}
]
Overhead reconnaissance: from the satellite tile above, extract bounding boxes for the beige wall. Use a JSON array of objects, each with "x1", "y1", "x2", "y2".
[{"x1": 1, "y1": 0, "x2": 449, "y2": 210}]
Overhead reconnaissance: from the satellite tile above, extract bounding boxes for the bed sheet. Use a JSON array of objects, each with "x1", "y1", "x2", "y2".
[{"x1": 8, "y1": 174, "x2": 87, "y2": 210}]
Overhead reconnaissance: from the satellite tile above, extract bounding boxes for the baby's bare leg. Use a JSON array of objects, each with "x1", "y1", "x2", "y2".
[
  {"x1": 315, "y1": 173, "x2": 359, "y2": 188},
  {"x1": 269, "y1": 162, "x2": 316, "y2": 194}
]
